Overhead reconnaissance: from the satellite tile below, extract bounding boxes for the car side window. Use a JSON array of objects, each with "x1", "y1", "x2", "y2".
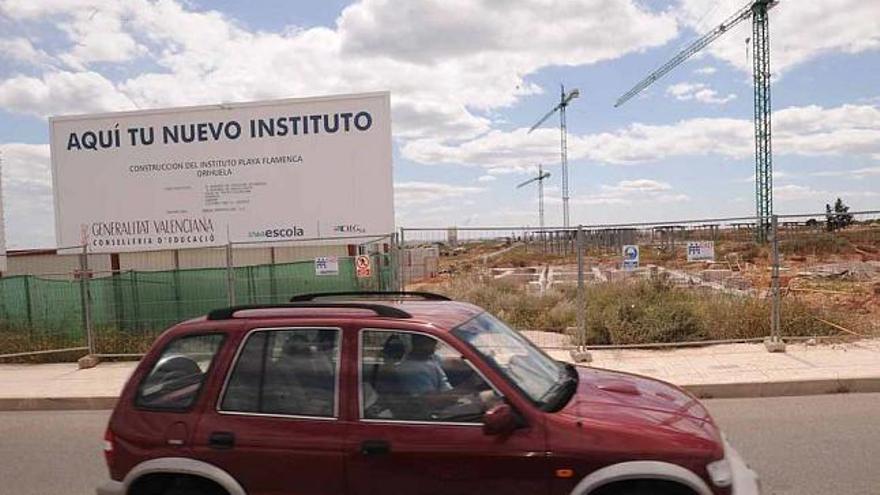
[
  {"x1": 360, "y1": 329, "x2": 501, "y2": 423},
  {"x1": 221, "y1": 328, "x2": 340, "y2": 418},
  {"x1": 136, "y1": 333, "x2": 225, "y2": 410}
]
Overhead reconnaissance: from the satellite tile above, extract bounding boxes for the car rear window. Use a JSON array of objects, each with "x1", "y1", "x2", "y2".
[
  {"x1": 220, "y1": 328, "x2": 340, "y2": 418},
  {"x1": 136, "y1": 333, "x2": 225, "y2": 411}
]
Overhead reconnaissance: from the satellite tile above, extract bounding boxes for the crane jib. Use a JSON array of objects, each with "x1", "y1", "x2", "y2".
[{"x1": 613, "y1": 0, "x2": 778, "y2": 108}]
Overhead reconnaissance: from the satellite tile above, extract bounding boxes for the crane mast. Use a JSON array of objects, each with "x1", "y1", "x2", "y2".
[
  {"x1": 529, "y1": 85, "x2": 579, "y2": 229},
  {"x1": 615, "y1": 0, "x2": 778, "y2": 242},
  {"x1": 517, "y1": 164, "x2": 552, "y2": 230},
  {"x1": 752, "y1": 0, "x2": 773, "y2": 242}
]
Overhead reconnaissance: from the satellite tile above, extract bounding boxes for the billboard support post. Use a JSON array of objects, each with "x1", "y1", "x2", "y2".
[
  {"x1": 226, "y1": 241, "x2": 236, "y2": 306},
  {"x1": 78, "y1": 243, "x2": 97, "y2": 367}
]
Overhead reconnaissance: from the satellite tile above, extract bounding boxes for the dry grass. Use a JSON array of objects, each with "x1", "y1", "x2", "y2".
[
  {"x1": 432, "y1": 273, "x2": 858, "y2": 345},
  {"x1": 0, "y1": 324, "x2": 161, "y2": 363}
]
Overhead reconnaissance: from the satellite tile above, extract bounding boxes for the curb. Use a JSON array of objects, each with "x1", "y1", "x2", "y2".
[
  {"x1": 2, "y1": 378, "x2": 880, "y2": 411},
  {"x1": 0, "y1": 397, "x2": 117, "y2": 411},
  {"x1": 684, "y1": 377, "x2": 880, "y2": 399}
]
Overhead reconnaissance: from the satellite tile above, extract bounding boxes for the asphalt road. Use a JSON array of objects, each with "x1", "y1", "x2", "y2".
[{"x1": 1, "y1": 394, "x2": 878, "y2": 495}]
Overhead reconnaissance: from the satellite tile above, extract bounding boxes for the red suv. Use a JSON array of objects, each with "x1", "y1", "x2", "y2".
[{"x1": 98, "y1": 292, "x2": 759, "y2": 495}]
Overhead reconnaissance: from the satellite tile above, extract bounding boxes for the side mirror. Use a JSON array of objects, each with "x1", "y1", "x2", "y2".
[{"x1": 482, "y1": 403, "x2": 520, "y2": 436}]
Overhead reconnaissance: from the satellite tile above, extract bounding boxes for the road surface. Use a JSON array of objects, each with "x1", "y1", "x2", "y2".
[{"x1": 1, "y1": 394, "x2": 878, "y2": 494}]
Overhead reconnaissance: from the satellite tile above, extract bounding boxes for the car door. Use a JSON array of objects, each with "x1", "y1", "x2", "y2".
[
  {"x1": 346, "y1": 327, "x2": 549, "y2": 495},
  {"x1": 192, "y1": 327, "x2": 347, "y2": 495}
]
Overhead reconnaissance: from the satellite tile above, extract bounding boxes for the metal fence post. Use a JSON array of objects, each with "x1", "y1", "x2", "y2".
[
  {"x1": 571, "y1": 225, "x2": 591, "y2": 363},
  {"x1": 765, "y1": 214, "x2": 786, "y2": 352},
  {"x1": 226, "y1": 241, "x2": 236, "y2": 306},
  {"x1": 79, "y1": 244, "x2": 95, "y2": 356}
]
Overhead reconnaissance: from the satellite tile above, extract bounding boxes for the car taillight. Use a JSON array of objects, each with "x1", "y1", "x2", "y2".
[{"x1": 103, "y1": 427, "x2": 115, "y2": 466}]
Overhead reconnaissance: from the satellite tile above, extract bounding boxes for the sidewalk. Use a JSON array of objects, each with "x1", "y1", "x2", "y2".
[
  {"x1": 1, "y1": 339, "x2": 879, "y2": 410},
  {"x1": 0, "y1": 361, "x2": 134, "y2": 410},
  {"x1": 539, "y1": 336, "x2": 880, "y2": 398}
]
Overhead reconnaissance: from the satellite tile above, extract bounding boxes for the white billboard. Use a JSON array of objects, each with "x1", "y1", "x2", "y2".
[{"x1": 50, "y1": 92, "x2": 393, "y2": 252}]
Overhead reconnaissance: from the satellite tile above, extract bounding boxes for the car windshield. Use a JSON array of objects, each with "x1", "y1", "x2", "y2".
[{"x1": 452, "y1": 312, "x2": 565, "y2": 406}]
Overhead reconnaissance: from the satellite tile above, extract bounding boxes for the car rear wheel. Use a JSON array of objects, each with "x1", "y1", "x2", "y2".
[
  {"x1": 130, "y1": 474, "x2": 228, "y2": 495},
  {"x1": 164, "y1": 484, "x2": 226, "y2": 495}
]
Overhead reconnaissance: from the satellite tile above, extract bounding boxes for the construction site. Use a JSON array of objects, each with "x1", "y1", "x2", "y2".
[{"x1": 402, "y1": 211, "x2": 880, "y2": 346}]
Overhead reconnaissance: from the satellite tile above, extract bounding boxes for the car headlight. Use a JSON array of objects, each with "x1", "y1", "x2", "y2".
[{"x1": 706, "y1": 458, "x2": 733, "y2": 488}]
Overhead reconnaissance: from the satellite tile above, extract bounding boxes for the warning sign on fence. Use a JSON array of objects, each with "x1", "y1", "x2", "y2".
[
  {"x1": 315, "y1": 256, "x2": 339, "y2": 276},
  {"x1": 622, "y1": 245, "x2": 639, "y2": 271},
  {"x1": 356, "y1": 255, "x2": 372, "y2": 278}
]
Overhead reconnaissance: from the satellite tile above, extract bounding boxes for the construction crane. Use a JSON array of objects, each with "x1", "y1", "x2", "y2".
[
  {"x1": 615, "y1": 0, "x2": 778, "y2": 242},
  {"x1": 516, "y1": 164, "x2": 552, "y2": 230},
  {"x1": 528, "y1": 85, "x2": 579, "y2": 229}
]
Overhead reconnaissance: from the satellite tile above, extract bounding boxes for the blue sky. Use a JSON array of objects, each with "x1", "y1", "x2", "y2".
[{"x1": 0, "y1": 0, "x2": 878, "y2": 248}]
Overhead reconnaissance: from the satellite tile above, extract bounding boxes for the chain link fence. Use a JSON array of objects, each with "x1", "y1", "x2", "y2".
[
  {"x1": 3, "y1": 209, "x2": 877, "y2": 361},
  {"x1": 1, "y1": 234, "x2": 398, "y2": 360},
  {"x1": 400, "y1": 209, "x2": 880, "y2": 351}
]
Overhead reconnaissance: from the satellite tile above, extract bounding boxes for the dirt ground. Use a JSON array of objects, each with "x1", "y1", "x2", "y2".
[{"x1": 419, "y1": 236, "x2": 880, "y2": 337}]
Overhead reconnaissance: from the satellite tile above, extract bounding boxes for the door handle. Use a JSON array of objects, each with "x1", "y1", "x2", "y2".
[
  {"x1": 360, "y1": 439, "x2": 391, "y2": 456},
  {"x1": 208, "y1": 431, "x2": 235, "y2": 450}
]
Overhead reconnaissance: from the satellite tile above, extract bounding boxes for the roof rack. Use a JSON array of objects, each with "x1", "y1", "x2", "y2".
[
  {"x1": 207, "y1": 303, "x2": 412, "y2": 321},
  {"x1": 290, "y1": 291, "x2": 451, "y2": 302}
]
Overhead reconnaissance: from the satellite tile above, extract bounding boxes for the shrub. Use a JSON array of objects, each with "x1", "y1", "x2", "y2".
[{"x1": 435, "y1": 274, "x2": 857, "y2": 344}]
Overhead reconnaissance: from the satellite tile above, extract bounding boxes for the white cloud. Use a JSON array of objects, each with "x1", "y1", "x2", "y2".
[
  {"x1": 0, "y1": 71, "x2": 135, "y2": 117},
  {"x1": 59, "y1": 8, "x2": 145, "y2": 67},
  {"x1": 339, "y1": 0, "x2": 678, "y2": 66},
  {"x1": 0, "y1": 143, "x2": 54, "y2": 249},
  {"x1": 403, "y1": 104, "x2": 880, "y2": 168},
  {"x1": 738, "y1": 170, "x2": 790, "y2": 183},
  {"x1": 603, "y1": 179, "x2": 672, "y2": 193},
  {"x1": 0, "y1": 0, "x2": 678, "y2": 140},
  {"x1": 1, "y1": 0, "x2": 145, "y2": 68},
  {"x1": 666, "y1": 82, "x2": 736, "y2": 104},
  {"x1": 678, "y1": 0, "x2": 880, "y2": 74},
  {"x1": 694, "y1": 66, "x2": 717, "y2": 75},
  {"x1": 477, "y1": 175, "x2": 497, "y2": 183},
  {"x1": 775, "y1": 184, "x2": 879, "y2": 202},
  {"x1": 810, "y1": 166, "x2": 880, "y2": 178},
  {"x1": 394, "y1": 181, "x2": 484, "y2": 207},
  {"x1": 0, "y1": 37, "x2": 54, "y2": 66},
  {"x1": 547, "y1": 179, "x2": 688, "y2": 207}
]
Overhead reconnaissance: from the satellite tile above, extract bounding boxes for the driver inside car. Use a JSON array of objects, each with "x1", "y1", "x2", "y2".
[
  {"x1": 393, "y1": 334, "x2": 500, "y2": 422},
  {"x1": 397, "y1": 334, "x2": 453, "y2": 395}
]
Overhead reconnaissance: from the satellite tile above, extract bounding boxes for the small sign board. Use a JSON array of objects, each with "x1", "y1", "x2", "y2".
[
  {"x1": 315, "y1": 256, "x2": 339, "y2": 276},
  {"x1": 355, "y1": 255, "x2": 373, "y2": 278},
  {"x1": 686, "y1": 241, "x2": 715, "y2": 262},
  {"x1": 622, "y1": 245, "x2": 639, "y2": 271}
]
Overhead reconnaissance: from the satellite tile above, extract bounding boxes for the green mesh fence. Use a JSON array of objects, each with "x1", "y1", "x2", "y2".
[{"x1": 1, "y1": 254, "x2": 395, "y2": 356}]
